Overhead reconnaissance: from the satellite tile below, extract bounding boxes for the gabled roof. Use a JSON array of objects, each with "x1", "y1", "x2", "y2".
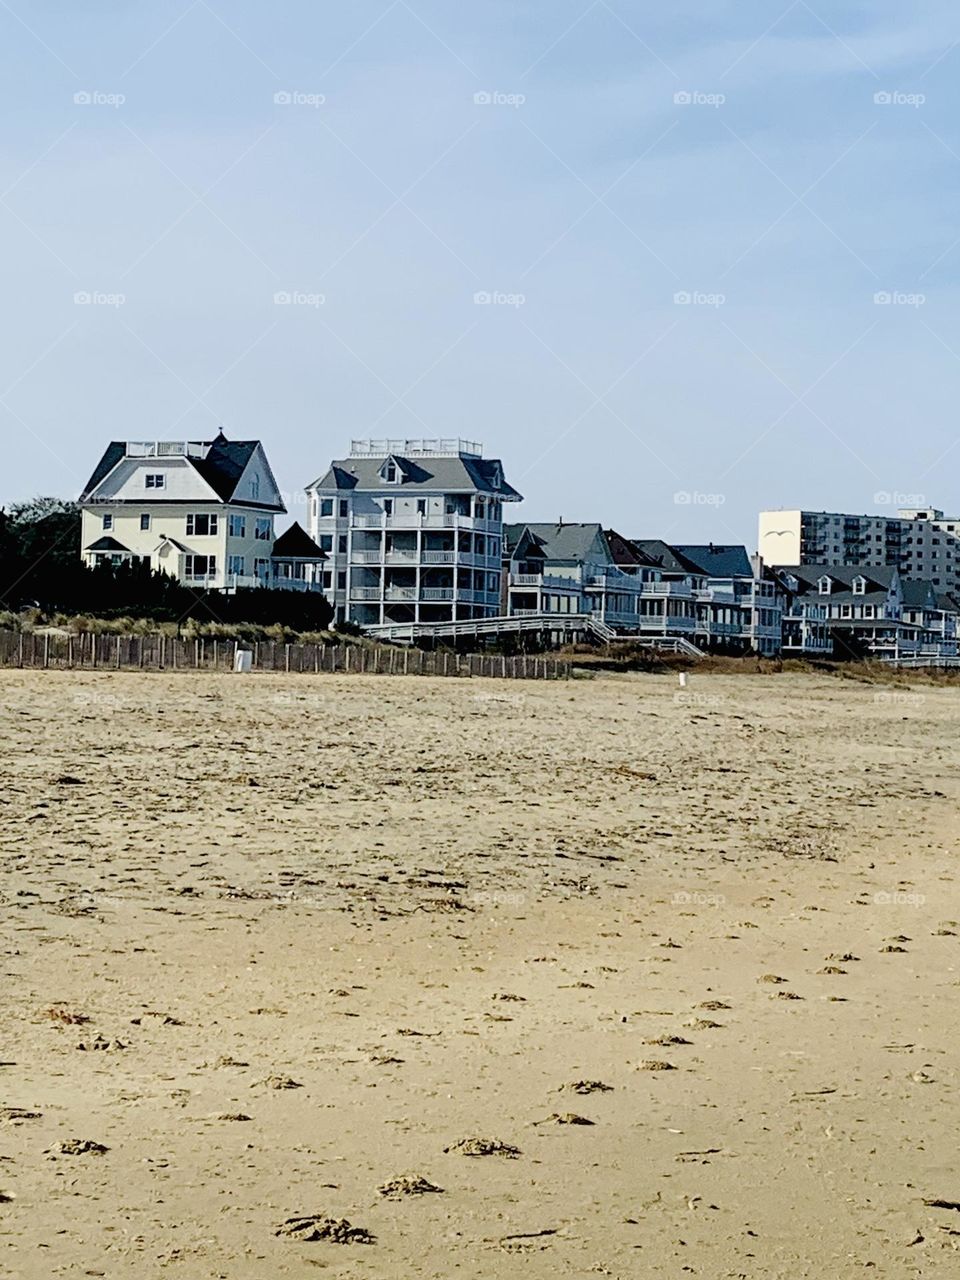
[
  {"x1": 604, "y1": 529, "x2": 660, "y2": 568},
  {"x1": 630, "y1": 540, "x2": 704, "y2": 575},
  {"x1": 503, "y1": 524, "x2": 546, "y2": 559},
  {"x1": 307, "y1": 454, "x2": 521, "y2": 499},
  {"x1": 901, "y1": 579, "x2": 939, "y2": 609},
  {"x1": 784, "y1": 564, "x2": 899, "y2": 592},
  {"x1": 155, "y1": 535, "x2": 189, "y2": 553},
  {"x1": 80, "y1": 435, "x2": 284, "y2": 511},
  {"x1": 271, "y1": 522, "x2": 326, "y2": 560},
  {"x1": 82, "y1": 443, "x2": 126, "y2": 496},
  {"x1": 85, "y1": 536, "x2": 132, "y2": 553},
  {"x1": 188, "y1": 438, "x2": 261, "y2": 502},
  {"x1": 507, "y1": 522, "x2": 606, "y2": 564},
  {"x1": 673, "y1": 543, "x2": 753, "y2": 578}
]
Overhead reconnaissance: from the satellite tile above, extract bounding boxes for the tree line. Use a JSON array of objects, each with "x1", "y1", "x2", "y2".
[{"x1": 0, "y1": 498, "x2": 334, "y2": 631}]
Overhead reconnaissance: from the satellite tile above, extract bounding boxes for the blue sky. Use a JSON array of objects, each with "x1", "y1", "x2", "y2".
[{"x1": 2, "y1": 1, "x2": 960, "y2": 546}]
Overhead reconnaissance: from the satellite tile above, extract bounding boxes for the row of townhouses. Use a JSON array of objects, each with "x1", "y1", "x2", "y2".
[{"x1": 76, "y1": 435, "x2": 960, "y2": 659}]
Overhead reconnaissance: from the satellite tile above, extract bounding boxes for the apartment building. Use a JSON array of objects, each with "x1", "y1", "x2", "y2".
[
  {"x1": 759, "y1": 506, "x2": 960, "y2": 591},
  {"x1": 79, "y1": 433, "x2": 326, "y2": 592},
  {"x1": 305, "y1": 439, "x2": 521, "y2": 626}
]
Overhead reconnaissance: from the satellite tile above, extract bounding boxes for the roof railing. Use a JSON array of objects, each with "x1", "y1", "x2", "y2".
[
  {"x1": 349, "y1": 438, "x2": 483, "y2": 458},
  {"x1": 125, "y1": 441, "x2": 209, "y2": 458}
]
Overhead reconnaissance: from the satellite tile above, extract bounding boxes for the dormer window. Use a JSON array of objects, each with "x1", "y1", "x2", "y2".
[
  {"x1": 817, "y1": 575, "x2": 831, "y2": 595},
  {"x1": 380, "y1": 456, "x2": 402, "y2": 484},
  {"x1": 852, "y1": 576, "x2": 866, "y2": 595}
]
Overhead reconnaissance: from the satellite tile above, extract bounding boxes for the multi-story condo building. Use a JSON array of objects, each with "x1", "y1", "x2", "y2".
[
  {"x1": 80, "y1": 432, "x2": 326, "y2": 592},
  {"x1": 759, "y1": 506, "x2": 960, "y2": 592},
  {"x1": 675, "y1": 545, "x2": 783, "y2": 656},
  {"x1": 305, "y1": 439, "x2": 521, "y2": 626}
]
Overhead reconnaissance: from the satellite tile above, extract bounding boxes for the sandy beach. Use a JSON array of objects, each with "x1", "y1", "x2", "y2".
[{"x1": 1, "y1": 668, "x2": 959, "y2": 1278}]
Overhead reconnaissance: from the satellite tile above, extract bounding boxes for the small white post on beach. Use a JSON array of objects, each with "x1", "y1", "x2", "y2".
[
  {"x1": 234, "y1": 649, "x2": 253, "y2": 674},
  {"x1": 678, "y1": 672, "x2": 687, "y2": 688}
]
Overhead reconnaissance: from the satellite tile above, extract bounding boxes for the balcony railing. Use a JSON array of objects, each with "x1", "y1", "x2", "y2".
[{"x1": 352, "y1": 513, "x2": 500, "y2": 533}]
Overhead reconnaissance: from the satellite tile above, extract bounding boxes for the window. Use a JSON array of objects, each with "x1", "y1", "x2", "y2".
[
  {"x1": 228, "y1": 555, "x2": 246, "y2": 576},
  {"x1": 251, "y1": 475, "x2": 260, "y2": 499},
  {"x1": 383, "y1": 499, "x2": 393, "y2": 516},
  {"x1": 384, "y1": 462, "x2": 398, "y2": 483},
  {"x1": 254, "y1": 518, "x2": 272, "y2": 541},
  {"x1": 145, "y1": 473, "x2": 165, "y2": 489},
  {"x1": 416, "y1": 499, "x2": 426, "y2": 515},
  {"x1": 318, "y1": 534, "x2": 333, "y2": 552},
  {"x1": 102, "y1": 513, "x2": 113, "y2": 530},
  {"x1": 338, "y1": 534, "x2": 347, "y2": 554},
  {"x1": 337, "y1": 571, "x2": 347, "y2": 590},
  {"x1": 817, "y1": 576, "x2": 831, "y2": 595},
  {"x1": 852, "y1": 576, "x2": 866, "y2": 595},
  {"x1": 320, "y1": 498, "x2": 333, "y2": 518},
  {"x1": 339, "y1": 500, "x2": 348, "y2": 518},
  {"x1": 229, "y1": 514, "x2": 246, "y2": 538},
  {"x1": 187, "y1": 514, "x2": 219, "y2": 537},
  {"x1": 254, "y1": 557, "x2": 270, "y2": 581},
  {"x1": 140, "y1": 514, "x2": 151, "y2": 531},
  {"x1": 184, "y1": 555, "x2": 217, "y2": 579},
  {"x1": 322, "y1": 571, "x2": 332, "y2": 589}
]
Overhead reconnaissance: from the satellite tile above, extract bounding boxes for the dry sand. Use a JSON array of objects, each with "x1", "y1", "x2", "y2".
[{"x1": 1, "y1": 668, "x2": 959, "y2": 1278}]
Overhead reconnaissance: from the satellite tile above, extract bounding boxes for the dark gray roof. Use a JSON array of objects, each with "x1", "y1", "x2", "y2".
[
  {"x1": 901, "y1": 579, "x2": 940, "y2": 609},
  {"x1": 85, "y1": 536, "x2": 132, "y2": 553},
  {"x1": 271, "y1": 521, "x2": 326, "y2": 560},
  {"x1": 673, "y1": 544, "x2": 753, "y2": 578},
  {"x1": 783, "y1": 564, "x2": 899, "y2": 592},
  {"x1": 505, "y1": 522, "x2": 607, "y2": 564},
  {"x1": 630, "y1": 540, "x2": 704, "y2": 575},
  {"x1": 81, "y1": 433, "x2": 283, "y2": 511},
  {"x1": 308, "y1": 454, "x2": 521, "y2": 500}
]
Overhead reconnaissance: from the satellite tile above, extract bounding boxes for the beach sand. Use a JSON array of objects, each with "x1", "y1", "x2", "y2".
[{"x1": 1, "y1": 668, "x2": 959, "y2": 1277}]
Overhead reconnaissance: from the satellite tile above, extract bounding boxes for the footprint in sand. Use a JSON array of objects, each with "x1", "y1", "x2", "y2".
[
  {"x1": 46, "y1": 1139, "x2": 108, "y2": 1157},
  {"x1": 256, "y1": 1075, "x2": 302, "y2": 1090},
  {"x1": 377, "y1": 1175, "x2": 444, "y2": 1198},
  {"x1": 275, "y1": 1215, "x2": 374, "y2": 1244},
  {"x1": 443, "y1": 1137, "x2": 521, "y2": 1157}
]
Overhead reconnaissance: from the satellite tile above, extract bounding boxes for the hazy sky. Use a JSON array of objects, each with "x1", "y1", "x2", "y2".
[{"x1": 2, "y1": 1, "x2": 960, "y2": 547}]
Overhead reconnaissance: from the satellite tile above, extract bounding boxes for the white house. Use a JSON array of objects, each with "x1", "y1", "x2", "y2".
[
  {"x1": 305, "y1": 439, "x2": 522, "y2": 626},
  {"x1": 79, "y1": 432, "x2": 325, "y2": 592}
]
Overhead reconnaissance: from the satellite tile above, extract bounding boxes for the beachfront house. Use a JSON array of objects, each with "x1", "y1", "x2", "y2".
[
  {"x1": 79, "y1": 432, "x2": 326, "y2": 592},
  {"x1": 305, "y1": 439, "x2": 522, "y2": 626},
  {"x1": 775, "y1": 564, "x2": 959, "y2": 659}
]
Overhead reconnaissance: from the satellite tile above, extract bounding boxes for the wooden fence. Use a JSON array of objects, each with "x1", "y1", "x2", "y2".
[{"x1": 0, "y1": 630, "x2": 569, "y2": 681}]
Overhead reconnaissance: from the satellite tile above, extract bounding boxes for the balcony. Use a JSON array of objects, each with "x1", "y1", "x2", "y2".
[
  {"x1": 639, "y1": 581, "x2": 694, "y2": 598},
  {"x1": 352, "y1": 513, "x2": 500, "y2": 533}
]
